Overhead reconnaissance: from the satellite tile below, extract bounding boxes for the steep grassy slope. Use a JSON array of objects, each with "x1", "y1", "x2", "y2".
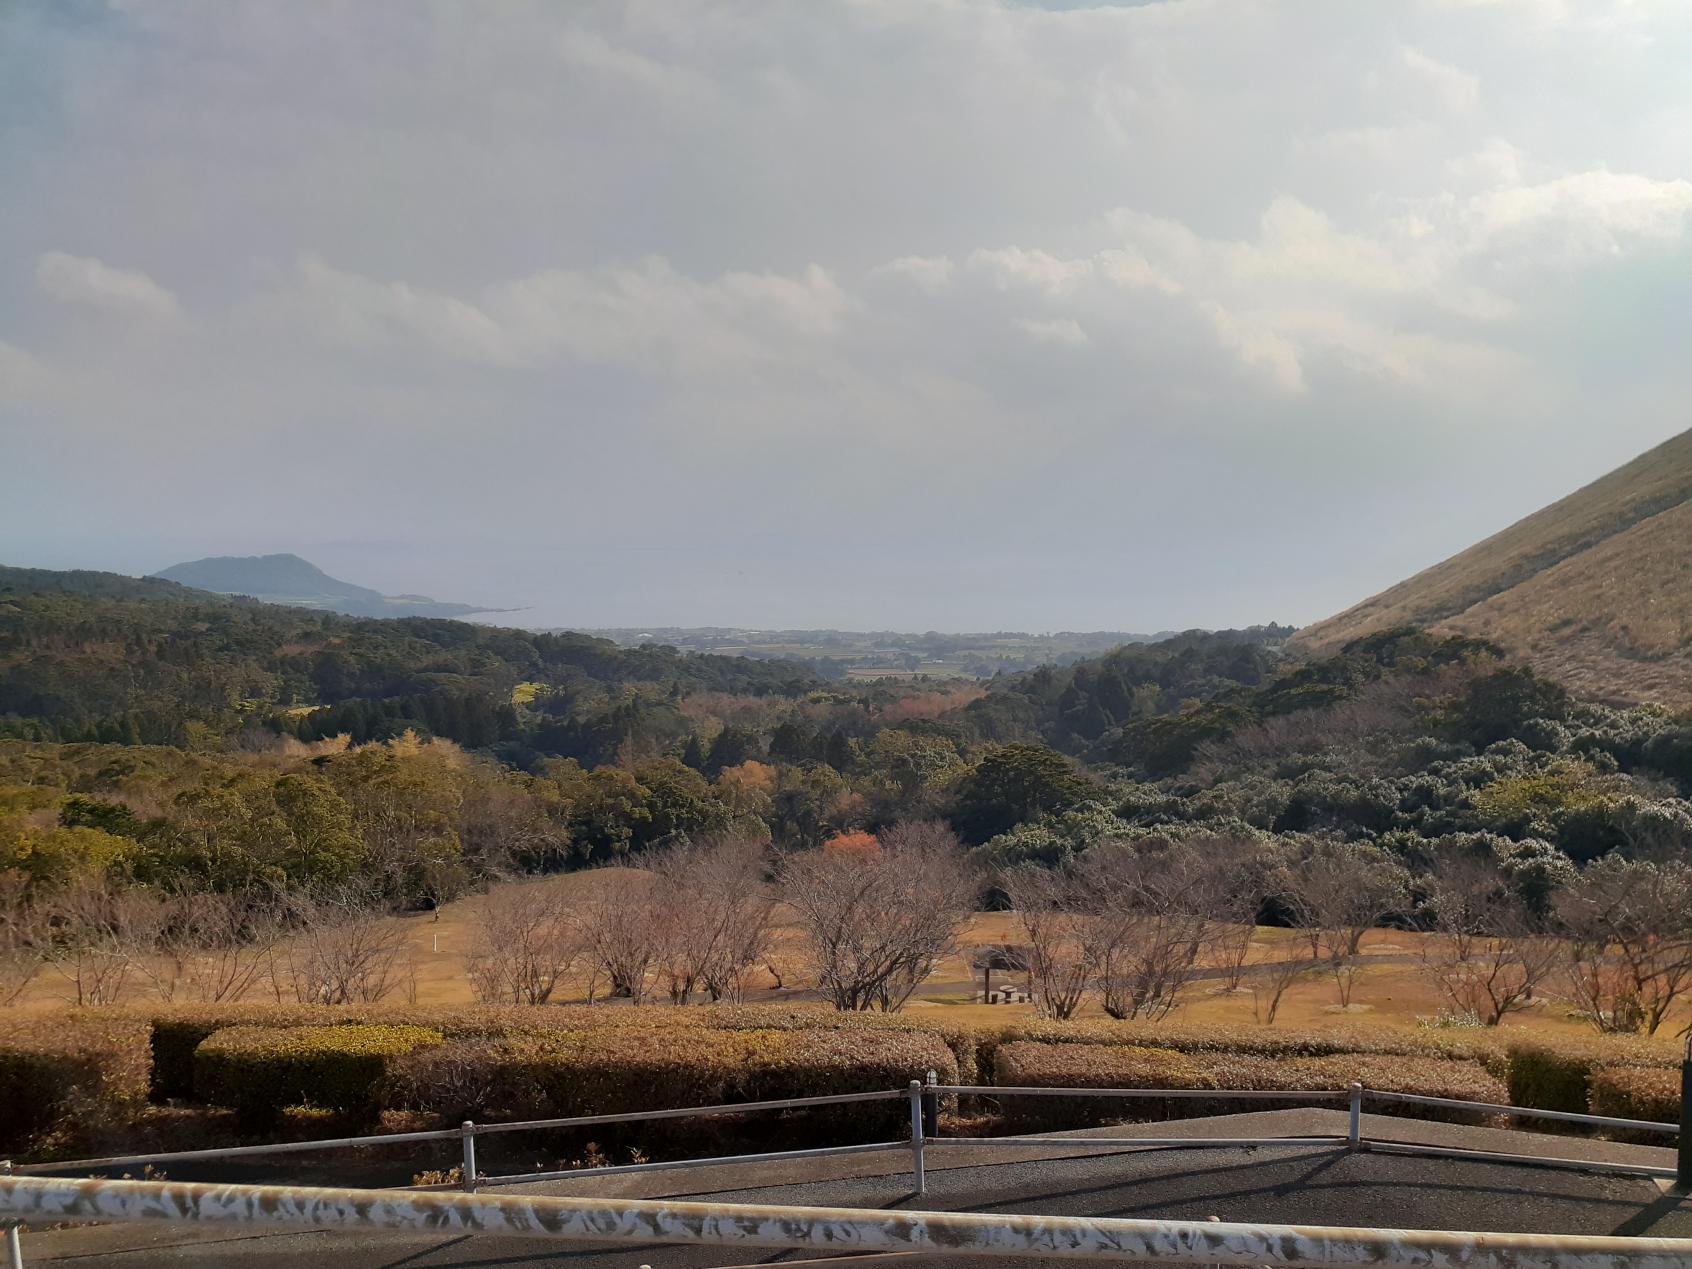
[{"x1": 1296, "y1": 428, "x2": 1692, "y2": 704}]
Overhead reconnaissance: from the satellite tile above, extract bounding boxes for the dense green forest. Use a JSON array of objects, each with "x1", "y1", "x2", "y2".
[{"x1": 5, "y1": 563, "x2": 1692, "y2": 916}]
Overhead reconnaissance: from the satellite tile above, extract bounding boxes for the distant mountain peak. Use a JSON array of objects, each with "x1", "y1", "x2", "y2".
[{"x1": 151, "y1": 554, "x2": 503, "y2": 621}]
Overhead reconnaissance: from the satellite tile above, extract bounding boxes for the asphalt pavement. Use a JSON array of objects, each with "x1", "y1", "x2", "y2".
[{"x1": 16, "y1": 1111, "x2": 1692, "y2": 1267}]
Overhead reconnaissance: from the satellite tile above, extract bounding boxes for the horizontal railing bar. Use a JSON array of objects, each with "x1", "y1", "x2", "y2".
[
  {"x1": 16, "y1": 1081, "x2": 1675, "y2": 1186},
  {"x1": 1365, "y1": 1140, "x2": 1676, "y2": 1180},
  {"x1": 1364, "y1": 1090, "x2": 1678, "y2": 1135},
  {"x1": 10, "y1": 1126, "x2": 465, "y2": 1175},
  {"x1": 480, "y1": 1140, "x2": 904, "y2": 1187},
  {"x1": 936, "y1": 1086, "x2": 1347, "y2": 1101},
  {"x1": 13, "y1": 1090, "x2": 905, "y2": 1175},
  {"x1": 932, "y1": 1136, "x2": 1349, "y2": 1150},
  {"x1": 9, "y1": 1175, "x2": 1692, "y2": 1268},
  {"x1": 467, "y1": 1088, "x2": 905, "y2": 1137}
]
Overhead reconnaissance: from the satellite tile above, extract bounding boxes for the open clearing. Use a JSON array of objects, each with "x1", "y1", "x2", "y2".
[{"x1": 12, "y1": 868, "x2": 1662, "y2": 1041}]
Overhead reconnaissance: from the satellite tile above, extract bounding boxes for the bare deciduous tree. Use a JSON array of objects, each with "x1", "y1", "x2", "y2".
[
  {"x1": 279, "y1": 897, "x2": 412, "y2": 1005},
  {"x1": 651, "y1": 833, "x2": 775, "y2": 1004},
  {"x1": 48, "y1": 882, "x2": 143, "y2": 1007},
  {"x1": 1556, "y1": 854, "x2": 1692, "y2": 1035},
  {"x1": 1282, "y1": 841, "x2": 1408, "y2": 1009},
  {"x1": 1250, "y1": 946, "x2": 1316, "y2": 1026},
  {"x1": 1080, "y1": 841, "x2": 1217, "y2": 1022},
  {"x1": 1204, "y1": 834, "x2": 1278, "y2": 991},
  {"x1": 1419, "y1": 852, "x2": 1558, "y2": 1026},
  {"x1": 187, "y1": 892, "x2": 280, "y2": 1003},
  {"x1": 781, "y1": 819, "x2": 977, "y2": 1012},
  {"x1": 1002, "y1": 864, "x2": 1093, "y2": 1020},
  {"x1": 577, "y1": 865, "x2": 662, "y2": 1003},
  {"x1": 0, "y1": 871, "x2": 44, "y2": 1007},
  {"x1": 465, "y1": 880, "x2": 581, "y2": 1005}
]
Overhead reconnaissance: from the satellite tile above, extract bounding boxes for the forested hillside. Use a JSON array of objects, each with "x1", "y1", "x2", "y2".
[
  {"x1": 7, "y1": 561, "x2": 1692, "y2": 934},
  {"x1": 0, "y1": 564, "x2": 817, "y2": 758}
]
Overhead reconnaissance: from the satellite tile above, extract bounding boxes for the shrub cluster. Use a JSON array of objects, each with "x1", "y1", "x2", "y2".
[
  {"x1": 144, "y1": 1002, "x2": 977, "y2": 1100},
  {"x1": 193, "y1": 1024, "x2": 444, "y2": 1128},
  {"x1": 1504, "y1": 1036, "x2": 1676, "y2": 1115},
  {"x1": 14, "y1": 1003, "x2": 1686, "y2": 1161},
  {"x1": 995, "y1": 1019, "x2": 1505, "y2": 1071},
  {"x1": 384, "y1": 1026, "x2": 956, "y2": 1141},
  {"x1": 1588, "y1": 1066, "x2": 1680, "y2": 1130},
  {"x1": 992, "y1": 1040, "x2": 1505, "y2": 1130},
  {"x1": 0, "y1": 1014, "x2": 151, "y2": 1152}
]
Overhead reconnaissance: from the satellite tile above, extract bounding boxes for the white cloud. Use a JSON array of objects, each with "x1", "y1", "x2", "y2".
[
  {"x1": 276, "y1": 254, "x2": 846, "y2": 375},
  {"x1": 1463, "y1": 170, "x2": 1692, "y2": 264},
  {"x1": 874, "y1": 255, "x2": 956, "y2": 294},
  {"x1": 1017, "y1": 316, "x2": 1090, "y2": 348},
  {"x1": 35, "y1": 251, "x2": 181, "y2": 321},
  {"x1": 1400, "y1": 47, "x2": 1480, "y2": 114},
  {"x1": 966, "y1": 248, "x2": 1093, "y2": 296}
]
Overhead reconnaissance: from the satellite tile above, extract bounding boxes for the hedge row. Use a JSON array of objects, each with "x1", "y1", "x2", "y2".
[
  {"x1": 180, "y1": 1022, "x2": 957, "y2": 1137},
  {"x1": 385, "y1": 1027, "x2": 957, "y2": 1137},
  {"x1": 1588, "y1": 1066, "x2": 1680, "y2": 1131},
  {"x1": 142, "y1": 1003, "x2": 979, "y2": 1101},
  {"x1": 994, "y1": 1019, "x2": 1508, "y2": 1070},
  {"x1": 991, "y1": 1041, "x2": 1507, "y2": 1130},
  {"x1": 8, "y1": 1004, "x2": 1685, "y2": 1159},
  {"x1": 0, "y1": 1014, "x2": 151, "y2": 1152},
  {"x1": 194, "y1": 1025, "x2": 444, "y2": 1128},
  {"x1": 1504, "y1": 1036, "x2": 1678, "y2": 1115}
]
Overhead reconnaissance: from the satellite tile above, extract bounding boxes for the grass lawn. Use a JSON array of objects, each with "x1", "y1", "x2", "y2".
[{"x1": 9, "y1": 869, "x2": 1664, "y2": 1042}]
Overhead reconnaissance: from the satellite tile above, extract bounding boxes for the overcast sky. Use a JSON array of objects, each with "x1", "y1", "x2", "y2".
[{"x1": 3, "y1": 1, "x2": 1690, "y2": 632}]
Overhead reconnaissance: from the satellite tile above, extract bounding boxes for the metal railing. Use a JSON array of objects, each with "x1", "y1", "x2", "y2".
[
  {"x1": 919, "y1": 1078, "x2": 1681, "y2": 1188},
  {"x1": 7, "y1": 1173, "x2": 1692, "y2": 1268},
  {"x1": 9, "y1": 1086, "x2": 911, "y2": 1195},
  {"x1": 5, "y1": 1074, "x2": 1681, "y2": 1199}
]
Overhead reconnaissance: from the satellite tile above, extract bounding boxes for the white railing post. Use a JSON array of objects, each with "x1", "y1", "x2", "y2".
[
  {"x1": 1348, "y1": 1083, "x2": 1362, "y2": 1150},
  {"x1": 461, "y1": 1121, "x2": 478, "y2": 1194},
  {"x1": 908, "y1": 1080, "x2": 926, "y2": 1195},
  {"x1": 2, "y1": 1162, "x2": 21, "y2": 1269}
]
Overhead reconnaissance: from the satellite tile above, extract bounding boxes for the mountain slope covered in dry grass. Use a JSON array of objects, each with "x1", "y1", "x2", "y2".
[{"x1": 1296, "y1": 429, "x2": 1692, "y2": 705}]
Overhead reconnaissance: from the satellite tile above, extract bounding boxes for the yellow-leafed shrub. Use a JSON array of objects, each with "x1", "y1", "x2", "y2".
[
  {"x1": 194, "y1": 1025, "x2": 443, "y2": 1127},
  {"x1": 0, "y1": 1014, "x2": 151, "y2": 1152}
]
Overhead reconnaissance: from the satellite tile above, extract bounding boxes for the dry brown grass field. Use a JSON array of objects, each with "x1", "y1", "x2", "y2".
[{"x1": 9, "y1": 869, "x2": 1666, "y2": 1041}]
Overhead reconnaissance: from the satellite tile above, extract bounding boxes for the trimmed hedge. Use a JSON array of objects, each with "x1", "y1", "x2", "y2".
[
  {"x1": 384, "y1": 1026, "x2": 956, "y2": 1139},
  {"x1": 143, "y1": 1003, "x2": 978, "y2": 1100},
  {"x1": 992, "y1": 1040, "x2": 1506, "y2": 1131},
  {"x1": 0, "y1": 1014, "x2": 151, "y2": 1152},
  {"x1": 1589, "y1": 1066, "x2": 1680, "y2": 1129},
  {"x1": 194, "y1": 1025, "x2": 443, "y2": 1127},
  {"x1": 1505, "y1": 1036, "x2": 1676, "y2": 1115},
  {"x1": 994, "y1": 1019, "x2": 1506, "y2": 1071},
  {"x1": 112, "y1": 1003, "x2": 1690, "y2": 1148}
]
